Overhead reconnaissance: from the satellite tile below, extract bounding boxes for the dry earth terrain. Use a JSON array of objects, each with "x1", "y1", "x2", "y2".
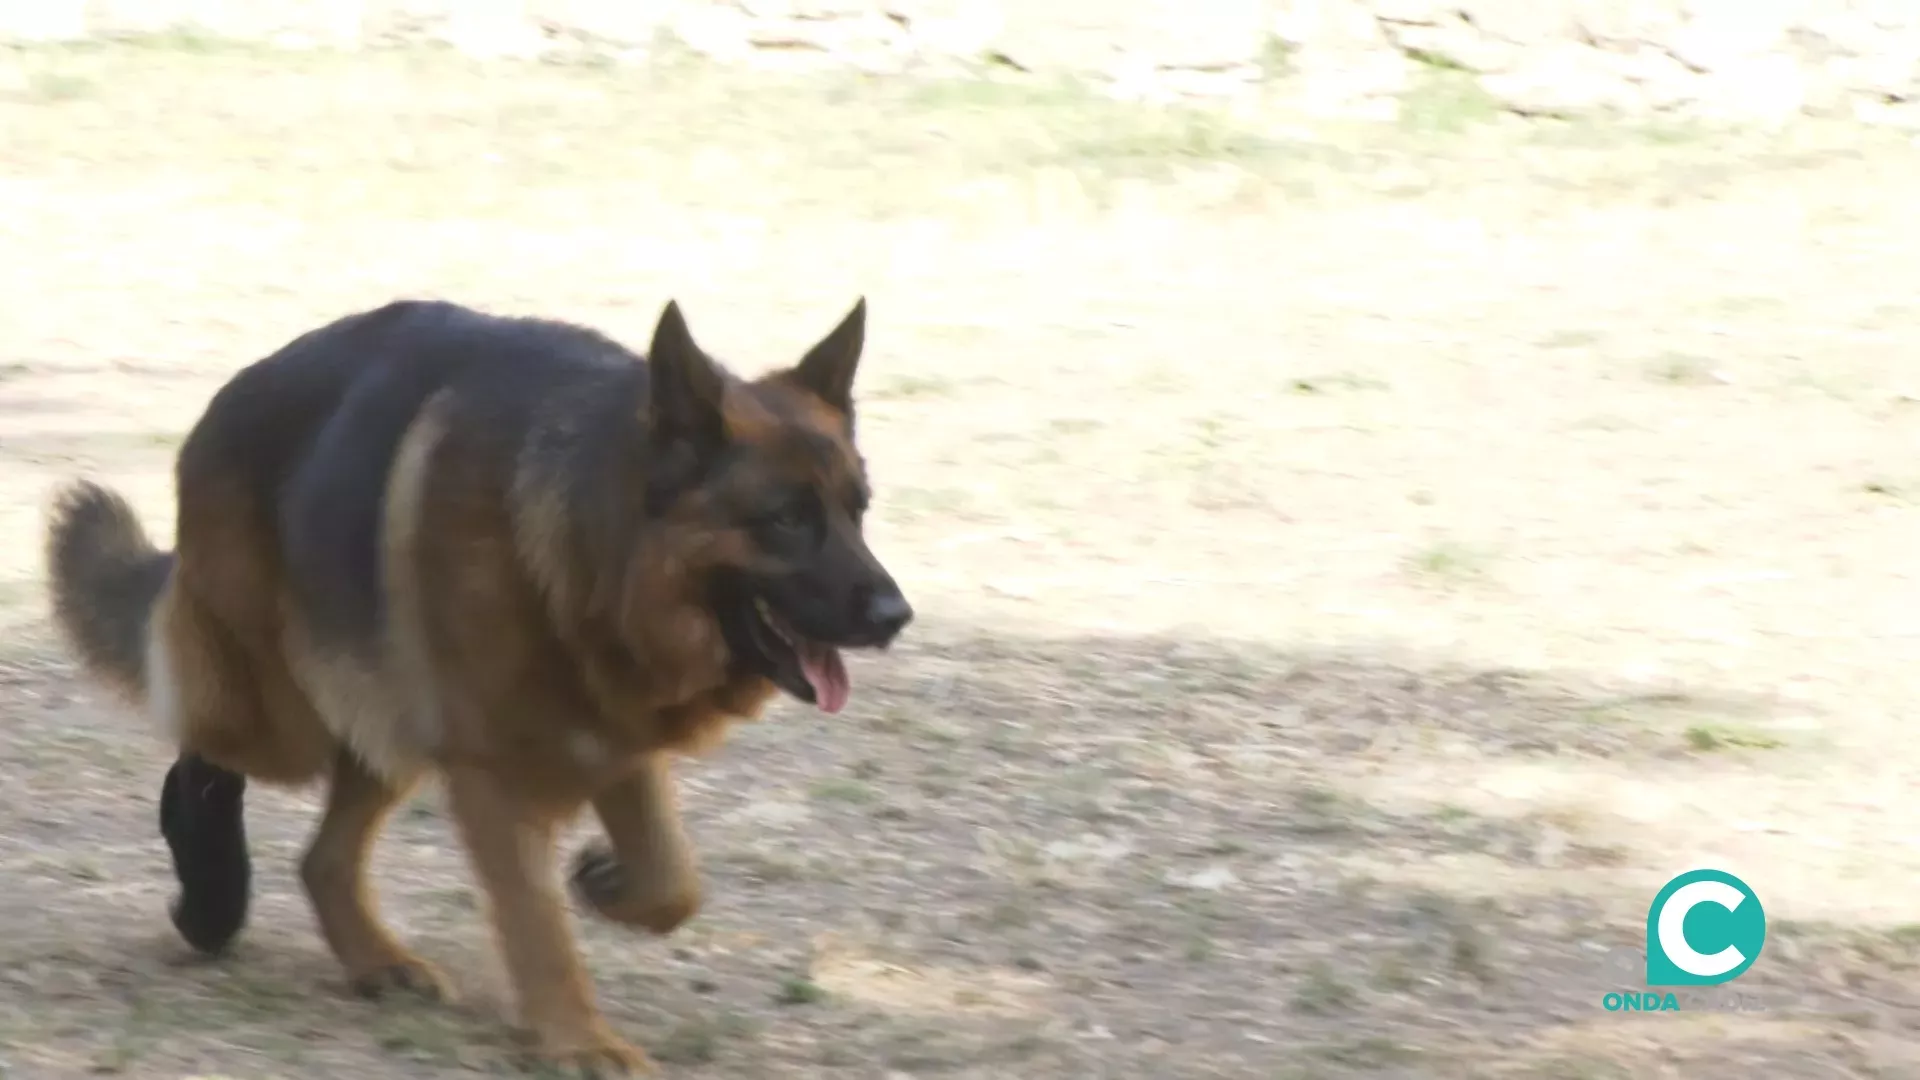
[{"x1": 2, "y1": 38, "x2": 1919, "y2": 1080}]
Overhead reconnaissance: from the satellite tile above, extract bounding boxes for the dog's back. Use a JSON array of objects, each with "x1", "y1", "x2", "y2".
[{"x1": 51, "y1": 300, "x2": 641, "y2": 779}]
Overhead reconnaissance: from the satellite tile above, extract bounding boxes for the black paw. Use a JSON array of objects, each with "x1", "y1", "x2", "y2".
[
  {"x1": 568, "y1": 843, "x2": 700, "y2": 934},
  {"x1": 159, "y1": 752, "x2": 251, "y2": 955},
  {"x1": 569, "y1": 843, "x2": 626, "y2": 912}
]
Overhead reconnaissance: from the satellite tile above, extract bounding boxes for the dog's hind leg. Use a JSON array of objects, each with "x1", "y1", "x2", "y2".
[
  {"x1": 158, "y1": 750, "x2": 251, "y2": 955},
  {"x1": 150, "y1": 580, "x2": 264, "y2": 956},
  {"x1": 301, "y1": 747, "x2": 450, "y2": 1000},
  {"x1": 569, "y1": 753, "x2": 701, "y2": 936}
]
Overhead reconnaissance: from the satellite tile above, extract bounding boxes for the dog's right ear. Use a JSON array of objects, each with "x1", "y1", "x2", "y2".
[
  {"x1": 789, "y1": 296, "x2": 866, "y2": 415},
  {"x1": 646, "y1": 300, "x2": 726, "y2": 454}
]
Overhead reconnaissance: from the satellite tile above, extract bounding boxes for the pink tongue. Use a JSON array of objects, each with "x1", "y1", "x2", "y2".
[{"x1": 797, "y1": 642, "x2": 851, "y2": 714}]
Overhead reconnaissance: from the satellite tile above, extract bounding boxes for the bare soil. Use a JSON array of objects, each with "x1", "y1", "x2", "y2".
[{"x1": 2, "y1": 40, "x2": 1919, "y2": 1080}]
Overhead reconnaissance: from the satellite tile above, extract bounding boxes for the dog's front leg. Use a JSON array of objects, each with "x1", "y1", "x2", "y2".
[
  {"x1": 569, "y1": 751, "x2": 702, "y2": 936},
  {"x1": 445, "y1": 766, "x2": 652, "y2": 1075}
]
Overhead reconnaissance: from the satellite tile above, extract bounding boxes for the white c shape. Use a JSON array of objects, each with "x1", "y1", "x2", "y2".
[{"x1": 1657, "y1": 879, "x2": 1747, "y2": 978}]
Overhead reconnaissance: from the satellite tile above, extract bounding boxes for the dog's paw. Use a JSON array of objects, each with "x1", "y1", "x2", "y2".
[
  {"x1": 569, "y1": 843, "x2": 626, "y2": 912},
  {"x1": 568, "y1": 843, "x2": 700, "y2": 935},
  {"x1": 349, "y1": 955, "x2": 453, "y2": 1002},
  {"x1": 527, "y1": 1023, "x2": 656, "y2": 1077}
]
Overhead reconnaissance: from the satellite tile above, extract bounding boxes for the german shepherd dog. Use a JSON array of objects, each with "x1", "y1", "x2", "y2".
[{"x1": 43, "y1": 297, "x2": 913, "y2": 1073}]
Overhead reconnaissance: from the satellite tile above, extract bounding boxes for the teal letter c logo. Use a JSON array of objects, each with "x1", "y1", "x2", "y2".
[{"x1": 1645, "y1": 869, "x2": 1765, "y2": 987}]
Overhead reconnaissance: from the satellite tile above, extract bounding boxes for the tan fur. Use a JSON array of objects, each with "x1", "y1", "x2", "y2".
[
  {"x1": 580, "y1": 754, "x2": 701, "y2": 934},
  {"x1": 301, "y1": 749, "x2": 447, "y2": 998},
  {"x1": 147, "y1": 571, "x2": 335, "y2": 785},
  {"x1": 143, "y1": 607, "x2": 183, "y2": 743}
]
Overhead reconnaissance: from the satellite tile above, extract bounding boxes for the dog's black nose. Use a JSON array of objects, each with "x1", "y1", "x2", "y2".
[{"x1": 862, "y1": 588, "x2": 914, "y2": 640}]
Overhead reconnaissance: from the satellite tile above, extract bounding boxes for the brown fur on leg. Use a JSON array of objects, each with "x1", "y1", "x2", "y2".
[
  {"x1": 155, "y1": 578, "x2": 332, "y2": 785},
  {"x1": 445, "y1": 767, "x2": 653, "y2": 1075},
  {"x1": 571, "y1": 754, "x2": 701, "y2": 935},
  {"x1": 301, "y1": 748, "x2": 450, "y2": 1000}
]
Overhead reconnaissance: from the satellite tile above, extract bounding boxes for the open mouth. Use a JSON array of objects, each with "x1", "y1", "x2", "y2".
[{"x1": 751, "y1": 597, "x2": 851, "y2": 714}]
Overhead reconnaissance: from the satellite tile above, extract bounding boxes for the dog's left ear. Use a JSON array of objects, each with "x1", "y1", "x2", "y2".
[{"x1": 789, "y1": 297, "x2": 866, "y2": 414}]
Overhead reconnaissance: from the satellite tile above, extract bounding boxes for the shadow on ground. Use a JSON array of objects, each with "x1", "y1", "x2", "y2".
[{"x1": 0, "y1": 617, "x2": 1887, "y2": 1078}]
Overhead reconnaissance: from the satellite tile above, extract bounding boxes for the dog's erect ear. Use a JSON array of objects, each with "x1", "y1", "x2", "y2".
[
  {"x1": 647, "y1": 300, "x2": 726, "y2": 452},
  {"x1": 789, "y1": 297, "x2": 866, "y2": 414}
]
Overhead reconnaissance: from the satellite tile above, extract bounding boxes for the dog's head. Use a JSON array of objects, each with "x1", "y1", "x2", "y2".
[{"x1": 641, "y1": 298, "x2": 911, "y2": 714}]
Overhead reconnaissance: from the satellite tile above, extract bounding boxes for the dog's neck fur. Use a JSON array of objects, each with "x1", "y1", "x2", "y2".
[{"x1": 507, "y1": 368, "x2": 774, "y2": 756}]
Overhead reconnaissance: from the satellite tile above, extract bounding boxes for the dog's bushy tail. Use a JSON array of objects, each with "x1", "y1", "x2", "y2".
[{"x1": 45, "y1": 480, "x2": 174, "y2": 701}]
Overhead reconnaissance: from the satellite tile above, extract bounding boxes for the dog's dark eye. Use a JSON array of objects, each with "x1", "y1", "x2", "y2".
[
  {"x1": 758, "y1": 488, "x2": 823, "y2": 542},
  {"x1": 764, "y1": 498, "x2": 816, "y2": 536}
]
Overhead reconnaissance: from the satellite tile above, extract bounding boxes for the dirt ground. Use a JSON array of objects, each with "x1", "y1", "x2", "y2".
[{"x1": 2, "y1": 38, "x2": 1920, "y2": 1080}]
